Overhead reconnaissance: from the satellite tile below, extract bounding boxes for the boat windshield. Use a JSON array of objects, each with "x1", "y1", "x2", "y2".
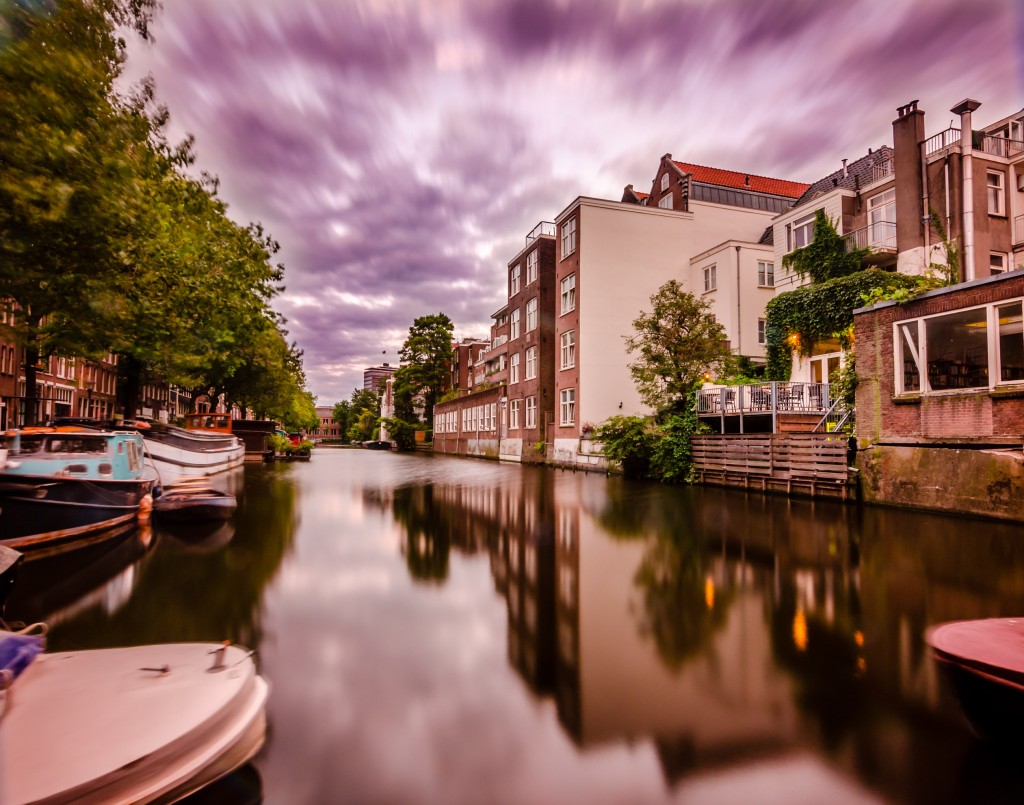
[{"x1": 46, "y1": 436, "x2": 109, "y2": 455}]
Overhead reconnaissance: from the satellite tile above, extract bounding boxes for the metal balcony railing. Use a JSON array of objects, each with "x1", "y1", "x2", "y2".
[
  {"x1": 843, "y1": 221, "x2": 896, "y2": 252},
  {"x1": 924, "y1": 127, "x2": 961, "y2": 157},
  {"x1": 696, "y1": 382, "x2": 833, "y2": 416},
  {"x1": 525, "y1": 221, "x2": 556, "y2": 246},
  {"x1": 1015, "y1": 214, "x2": 1024, "y2": 246},
  {"x1": 978, "y1": 135, "x2": 1024, "y2": 159},
  {"x1": 871, "y1": 160, "x2": 893, "y2": 183}
]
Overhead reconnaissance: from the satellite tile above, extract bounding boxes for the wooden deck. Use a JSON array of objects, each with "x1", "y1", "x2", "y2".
[{"x1": 692, "y1": 433, "x2": 855, "y2": 500}]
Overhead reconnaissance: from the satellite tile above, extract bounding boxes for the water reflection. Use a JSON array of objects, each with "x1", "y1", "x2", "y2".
[{"x1": 372, "y1": 461, "x2": 1024, "y2": 800}]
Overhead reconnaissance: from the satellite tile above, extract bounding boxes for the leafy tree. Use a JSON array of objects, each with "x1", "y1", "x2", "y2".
[
  {"x1": 625, "y1": 280, "x2": 733, "y2": 415},
  {"x1": 331, "y1": 400, "x2": 351, "y2": 440},
  {"x1": 281, "y1": 389, "x2": 318, "y2": 433},
  {"x1": 347, "y1": 409, "x2": 377, "y2": 443},
  {"x1": 396, "y1": 313, "x2": 453, "y2": 430},
  {"x1": 350, "y1": 387, "x2": 381, "y2": 418},
  {"x1": 781, "y1": 210, "x2": 869, "y2": 283}
]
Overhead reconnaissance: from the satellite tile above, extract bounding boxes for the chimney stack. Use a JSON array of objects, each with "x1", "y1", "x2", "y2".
[
  {"x1": 893, "y1": 100, "x2": 927, "y2": 258},
  {"x1": 952, "y1": 98, "x2": 982, "y2": 280}
]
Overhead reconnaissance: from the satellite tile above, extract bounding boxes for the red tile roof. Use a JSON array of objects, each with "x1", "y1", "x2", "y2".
[
  {"x1": 633, "y1": 190, "x2": 649, "y2": 200},
  {"x1": 672, "y1": 161, "x2": 809, "y2": 199}
]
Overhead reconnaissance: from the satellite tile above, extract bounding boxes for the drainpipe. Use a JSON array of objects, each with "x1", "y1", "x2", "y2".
[
  {"x1": 735, "y1": 245, "x2": 742, "y2": 355},
  {"x1": 952, "y1": 99, "x2": 982, "y2": 281}
]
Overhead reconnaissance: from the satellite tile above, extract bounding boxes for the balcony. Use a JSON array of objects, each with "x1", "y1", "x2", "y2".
[
  {"x1": 842, "y1": 221, "x2": 896, "y2": 263},
  {"x1": 1015, "y1": 214, "x2": 1024, "y2": 246},
  {"x1": 525, "y1": 221, "x2": 555, "y2": 246},
  {"x1": 871, "y1": 160, "x2": 893, "y2": 184},
  {"x1": 698, "y1": 382, "x2": 833, "y2": 415},
  {"x1": 978, "y1": 134, "x2": 1024, "y2": 159},
  {"x1": 924, "y1": 127, "x2": 960, "y2": 157}
]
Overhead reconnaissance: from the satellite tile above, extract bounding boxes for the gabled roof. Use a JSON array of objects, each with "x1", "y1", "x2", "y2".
[
  {"x1": 621, "y1": 184, "x2": 650, "y2": 205},
  {"x1": 672, "y1": 161, "x2": 809, "y2": 199},
  {"x1": 790, "y1": 146, "x2": 894, "y2": 210}
]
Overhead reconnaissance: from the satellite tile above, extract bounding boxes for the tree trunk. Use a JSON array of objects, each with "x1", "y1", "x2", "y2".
[{"x1": 119, "y1": 354, "x2": 142, "y2": 421}]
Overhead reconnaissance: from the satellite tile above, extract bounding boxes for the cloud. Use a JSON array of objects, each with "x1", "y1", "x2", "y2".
[{"x1": 122, "y1": 0, "x2": 1023, "y2": 402}]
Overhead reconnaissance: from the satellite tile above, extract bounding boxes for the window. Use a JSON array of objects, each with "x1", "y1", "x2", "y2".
[
  {"x1": 895, "y1": 301, "x2": 1024, "y2": 392},
  {"x1": 561, "y1": 217, "x2": 576, "y2": 257},
  {"x1": 868, "y1": 189, "x2": 896, "y2": 248},
  {"x1": 510, "y1": 309, "x2": 520, "y2": 339},
  {"x1": 510, "y1": 264, "x2": 520, "y2": 295},
  {"x1": 757, "y1": 319, "x2": 766, "y2": 345},
  {"x1": 510, "y1": 352, "x2": 520, "y2": 383},
  {"x1": 560, "y1": 388, "x2": 575, "y2": 425},
  {"x1": 525, "y1": 347, "x2": 537, "y2": 380},
  {"x1": 988, "y1": 170, "x2": 1005, "y2": 216},
  {"x1": 560, "y1": 330, "x2": 575, "y2": 369},
  {"x1": 658, "y1": 194, "x2": 673, "y2": 209},
  {"x1": 757, "y1": 261, "x2": 774, "y2": 287},
  {"x1": 703, "y1": 264, "x2": 717, "y2": 292},
  {"x1": 660, "y1": 173, "x2": 669, "y2": 192},
  {"x1": 526, "y1": 250, "x2": 538, "y2": 285},
  {"x1": 525, "y1": 396, "x2": 537, "y2": 428},
  {"x1": 791, "y1": 214, "x2": 815, "y2": 251},
  {"x1": 561, "y1": 274, "x2": 576, "y2": 314},
  {"x1": 526, "y1": 298, "x2": 538, "y2": 332},
  {"x1": 991, "y1": 253, "x2": 1007, "y2": 275},
  {"x1": 509, "y1": 399, "x2": 520, "y2": 429}
]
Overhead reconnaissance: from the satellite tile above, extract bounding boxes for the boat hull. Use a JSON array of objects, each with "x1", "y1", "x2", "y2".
[
  {"x1": 0, "y1": 474, "x2": 154, "y2": 552},
  {"x1": 155, "y1": 489, "x2": 237, "y2": 522},
  {"x1": 144, "y1": 431, "x2": 245, "y2": 486},
  {"x1": 1, "y1": 642, "x2": 268, "y2": 804}
]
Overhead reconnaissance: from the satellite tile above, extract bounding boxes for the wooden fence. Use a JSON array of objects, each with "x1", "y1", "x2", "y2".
[{"x1": 692, "y1": 433, "x2": 854, "y2": 500}]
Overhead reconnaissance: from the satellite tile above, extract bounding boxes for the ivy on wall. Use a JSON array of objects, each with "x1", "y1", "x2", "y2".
[
  {"x1": 781, "y1": 210, "x2": 870, "y2": 283},
  {"x1": 764, "y1": 269, "x2": 919, "y2": 380}
]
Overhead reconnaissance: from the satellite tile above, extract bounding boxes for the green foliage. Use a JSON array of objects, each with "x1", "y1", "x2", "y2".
[
  {"x1": 625, "y1": 280, "x2": 734, "y2": 414},
  {"x1": 928, "y1": 207, "x2": 960, "y2": 286},
  {"x1": 347, "y1": 409, "x2": 377, "y2": 443},
  {"x1": 595, "y1": 404, "x2": 707, "y2": 483},
  {"x1": 781, "y1": 210, "x2": 869, "y2": 283},
  {"x1": 829, "y1": 352, "x2": 858, "y2": 411},
  {"x1": 764, "y1": 269, "x2": 919, "y2": 380},
  {"x1": 397, "y1": 313, "x2": 454, "y2": 430},
  {"x1": 380, "y1": 417, "x2": 415, "y2": 451}
]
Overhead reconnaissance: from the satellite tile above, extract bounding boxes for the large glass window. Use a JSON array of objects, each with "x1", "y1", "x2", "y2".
[
  {"x1": 561, "y1": 218, "x2": 576, "y2": 257},
  {"x1": 560, "y1": 389, "x2": 575, "y2": 425},
  {"x1": 526, "y1": 298, "x2": 538, "y2": 332},
  {"x1": 925, "y1": 308, "x2": 989, "y2": 390},
  {"x1": 560, "y1": 330, "x2": 575, "y2": 369},
  {"x1": 791, "y1": 214, "x2": 815, "y2": 250},
  {"x1": 526, "y1": 250, "x2": 538, "y2": 285},
  {"x1": 999, "y1": 302, "x2": 1024, "y2": 382},
  {"x1": 561, "y1": 274, "x2": 576, "y2": 314},
  {"x1": 658, "y1": 194, "x2": 673, "y2": 209},
  {"x1": 868, "y1": 188, "x2": 896, "y2": 248},
  {"x1": 510, "y1": 264, "x2": 520, "y2": 295},
  {"x1": 510, "y1": 309, "x2": 520, "y2": 340},
  {"x1": 510, "y1": 353, "x2": 520, "y2": 383},
  {"x1": 525, "y1": 347, "x2": 537, "y2": 380},
  {"x1": 897, "y1": 321, "x2": 922, "y2": 393},
  {"x1": 509, "y1": 399, "x2": 520, "y2": 429},
  {"x1": 525, "y1": 397, "x2": 537, "y2": 428},
  {"x1": 988, "y1": 170, "x2": 1005, "y2": 216}
]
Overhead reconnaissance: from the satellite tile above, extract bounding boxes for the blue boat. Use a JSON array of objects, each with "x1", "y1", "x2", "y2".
[{"x1": 0, "y1": 427, "x2": 156, "y2": 553}]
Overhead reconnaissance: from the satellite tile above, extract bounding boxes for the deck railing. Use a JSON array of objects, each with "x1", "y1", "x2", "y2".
[
  {"x1": 525, "y1": 221, "x2": 556, "y2": 245},
  {"x1": 696, "y1": 382, "x2": 833, "y2": 416},
  {"x1": 924, "y1": 127, "x2": 961, "y2": 157},
  {"x1": 843, "y1": 221, "x2": 896, "y2": 253},
  {"x1": 871, "y1": 160, "x2": 893, "y2": 183},
  {"x1": 978, "y1": 135, "x2": 1024, "y2": 159}
]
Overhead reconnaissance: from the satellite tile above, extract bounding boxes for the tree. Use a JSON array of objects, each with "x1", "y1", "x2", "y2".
[
  {"x1": 625, "y1": 280, "x2": 733, "y2": 415},
  {"x1": 396, "y1": 313, "x2": 453, "y2": 431},
  {"x1": 331, "y1": 400, "x2": 351, "y2": 440}
]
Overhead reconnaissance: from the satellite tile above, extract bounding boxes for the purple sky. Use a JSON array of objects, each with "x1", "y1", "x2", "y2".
[{"x1": 122, "y1": 0, "x2": 1023, "y2": 403}]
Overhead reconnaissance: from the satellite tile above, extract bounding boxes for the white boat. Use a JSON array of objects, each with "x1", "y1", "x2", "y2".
[
  {"x1": 142, "y1": 414, "x2": 245, "y2": 487},
  {"x1": 1, "y1": 638, "x2": 268, "y2": 804}
]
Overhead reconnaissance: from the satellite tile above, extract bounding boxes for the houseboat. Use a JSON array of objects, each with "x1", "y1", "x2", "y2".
[
  {"x1": 141, "y1": 412, "x2": 245, "y2": 486},
  {"x1": 0, "y1": 427, "x2": 155, "y2": 553}
]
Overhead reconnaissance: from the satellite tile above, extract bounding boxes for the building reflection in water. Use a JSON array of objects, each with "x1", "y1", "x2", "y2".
[{"x1": 376, "y1": 467, "x2": 1024, "y2": 797}]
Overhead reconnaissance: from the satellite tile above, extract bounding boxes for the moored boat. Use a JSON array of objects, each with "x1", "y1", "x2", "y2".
[
  {"x1": 926, "y1": 617, "x2": 1024, "y2": 743},
  {"x1": 154, "y1": 486, "x2": 237, "y2": 522},
  {"x1": 0, "y1": 427, "x2": 155, "y2": 554},
  {"x1": 0, "y1": 632, "x2": 268, "y2": 804},
  {"x1": 142, "y1": 413, "x2": 245, "y2": 486}
]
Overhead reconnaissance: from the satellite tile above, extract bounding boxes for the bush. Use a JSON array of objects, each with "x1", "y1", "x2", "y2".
[{"x1": 595, "y1": 406, "x2": 707, "y2": 483}]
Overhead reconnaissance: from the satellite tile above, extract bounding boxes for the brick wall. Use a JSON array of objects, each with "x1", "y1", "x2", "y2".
[{"x1": 855, "y1": 271, "x2": 1024, "y2": 444}]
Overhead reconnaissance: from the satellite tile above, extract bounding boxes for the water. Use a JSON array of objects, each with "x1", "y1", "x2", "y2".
[{"x1": 8, "y1": 449, "x2": 1024, "y2": 804}]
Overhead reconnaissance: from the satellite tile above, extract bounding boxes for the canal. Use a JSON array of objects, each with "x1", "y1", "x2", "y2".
[{"x1": 8, "y1": 449, "x2": 1024, "y2": 803}]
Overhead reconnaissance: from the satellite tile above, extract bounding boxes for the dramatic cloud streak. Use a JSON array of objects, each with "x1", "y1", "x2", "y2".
[{"x1": 122, "y1": 0, "x2": 1023, "y2": 402}]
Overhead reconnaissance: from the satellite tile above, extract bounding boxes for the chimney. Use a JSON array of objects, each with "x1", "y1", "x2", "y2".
[
  {"x1": 842, "y1": 159, "x2": 848, "y2": 178},
  {"x1": 893, "y1": 99, "x2": 926, "y2": 257},
  {"x1": 744, "y1": 175, "x2": 750, "y2": 187},
  {"x1": 952, "y1": 98, "x2": 982, "y2": 280}
]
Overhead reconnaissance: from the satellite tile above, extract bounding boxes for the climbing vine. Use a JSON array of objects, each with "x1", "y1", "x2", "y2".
[
  {"x1": 781, "y1": 210, "x2": 870, "y2": 283},
  {"x1": 765, "y1": 269, "x2": 919, "y2": 379}
]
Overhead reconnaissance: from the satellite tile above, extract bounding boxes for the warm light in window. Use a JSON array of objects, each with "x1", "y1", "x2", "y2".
[
  {"x1": 787, "y1": 333, "x2": 801, "y2": 349},
  {"x1": 854, "y1": 630, "x2": 864, "y2": 647},
  {"x1": 793, "y1": 609, "x2": 808, "y2": 651},
  {"x1": 704, "y1": 576, "x2": 715, "y2": 609}
]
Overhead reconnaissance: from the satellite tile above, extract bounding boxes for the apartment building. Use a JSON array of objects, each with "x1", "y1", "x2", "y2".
[
  {"x1": 550, "y1": 159, "x2": 808, "y2": 466},
  {"x1": 363, "y1": 362, "x2": 396, "y2": 391}
]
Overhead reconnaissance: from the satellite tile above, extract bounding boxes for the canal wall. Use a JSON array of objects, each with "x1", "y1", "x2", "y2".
[{"x1": 551, "y1": 437, "x2": 610, "y2": 473}]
